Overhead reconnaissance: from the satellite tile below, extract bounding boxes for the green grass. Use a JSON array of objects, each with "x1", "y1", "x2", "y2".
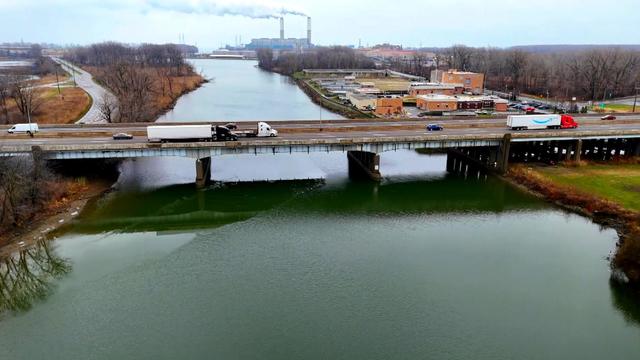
[
  {"x1": 594, "y1": 104, "x2": 636, "y2": 113},
  {"x1": 536, "y1": 164, "x2": 640, "y2": 212}
]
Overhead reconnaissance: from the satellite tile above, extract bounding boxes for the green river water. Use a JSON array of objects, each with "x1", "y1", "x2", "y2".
[{"x1": 0, "y1": 60, "x2": 639, "y2": 359}]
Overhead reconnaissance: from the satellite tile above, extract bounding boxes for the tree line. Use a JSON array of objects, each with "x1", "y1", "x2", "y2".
[
  {"x1": 0, "y1": 151, "x2": 56, "y2": 235},
  {"x1": 392, "y1": 45, "x2": 640, "y2": 101},
  {"x1": 65, "y1": 42, "x2": 198, "y2": 122},
  {"x1": 257, "y1": 46, "x2": 376, "y2": 75}
]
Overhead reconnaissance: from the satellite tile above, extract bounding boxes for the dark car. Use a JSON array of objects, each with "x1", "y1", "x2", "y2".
[
  {"x1": 601, "y1": 115, "x2": 617, "y2": 121},
  {"x1": 427, "y1": 124, "x2": 444, "y2": 132},
  {"x1": 112, "y1": 133, "x2": 133, "y2": 140}
]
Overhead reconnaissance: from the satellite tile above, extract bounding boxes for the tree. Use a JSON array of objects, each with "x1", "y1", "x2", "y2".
[
  {"x1": 98, "y1": 94, "x2": 118, "y2": 123},
  {"x1": 0, "y1": 77, "x2": 10, "y2": 124},
  {"x1": 257, "y1": 48, "x2": 274, "y2": 70},
  {"x1": 10, "y1": 77, "x2": 44, "y2": 121}
]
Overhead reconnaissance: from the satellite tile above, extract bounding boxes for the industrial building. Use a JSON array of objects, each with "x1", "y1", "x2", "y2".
[
  {"x1": 245, "y1": 16, "x2": 313, "y2": 51},
  {"x1": 431, "y1": 69, "x2": 485, "y2": 95},
  {"x1": 347, "y1": 93, "x2": 377, "y2": 110},
  {"x1": 416, "y1": 94, "x2": 508, "y2": 113},
  {"x1": 376, "y1": 95, "x2": 404, "y2": 116},
  {"x1": 408, "y1": 82, "x2": 464, "y2": 97}
]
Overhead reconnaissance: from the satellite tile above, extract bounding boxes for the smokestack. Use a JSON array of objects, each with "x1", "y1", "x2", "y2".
[
  {"x1": 307, "y1": 17, "x2": 312, "y2": 46},
  {"x1": 280, "y1": 17, "x2": 284, "y2": 40}
]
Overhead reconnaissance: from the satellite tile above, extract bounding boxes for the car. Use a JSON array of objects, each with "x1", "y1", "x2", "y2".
[
  {"x1": 524, "y1": 107, "x2": 537, "y2": 114},
  {"x1": 427, "y1": 124, "x2": 443, "y2": 132},
  {"x1": 601, "y1": 115, "x2": 617, "y2": 121},
  {"x1": 112, "y1": 133, "x2": 133, "y2": 140}
]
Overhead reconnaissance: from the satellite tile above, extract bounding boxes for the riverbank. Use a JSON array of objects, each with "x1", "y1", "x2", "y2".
[
  {"x1": 257, "y1": 65, "x2": 373, "y2": 119},
  {"x1": 0, "y1": 177, "x2": 114, "y2": 257},
  {"x1": 82, "y1": 65, "x2": 207, "y2": 122},
  {"x1": 507, "y1": 162, "x2": 640, "y2": 289}
]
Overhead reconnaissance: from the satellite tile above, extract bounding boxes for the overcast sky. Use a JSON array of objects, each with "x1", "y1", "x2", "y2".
[{"x1": 1, "y1": 0, "x2": 638, "y2": 50}]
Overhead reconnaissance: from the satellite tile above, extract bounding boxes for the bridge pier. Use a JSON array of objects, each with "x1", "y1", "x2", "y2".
[
  {"x1": 496, "y1": 134, "x2": 511, "y2": 174},
  {"x1": 347, "y1": 151, "x2": 381, "y2": 181},
  {"x1": 195, "y1": 157, "x2": 212, "y2": 188}
]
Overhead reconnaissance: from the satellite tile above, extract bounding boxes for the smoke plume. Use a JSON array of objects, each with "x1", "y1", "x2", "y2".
[{"x1": 147, "y1": 0, "x2": 307, "y2": 19}]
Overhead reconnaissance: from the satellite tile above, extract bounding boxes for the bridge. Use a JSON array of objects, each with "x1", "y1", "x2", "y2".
[{"x1": 2, "y1": 116, "x2": 640, "y2": 187}]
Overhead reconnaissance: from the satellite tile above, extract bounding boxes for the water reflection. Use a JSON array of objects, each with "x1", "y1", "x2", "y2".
[
  {"x1": 66, "y1": 173, "x2": 546, "y2": 236},
  {"x1": 610, "y1": 280, "x2": 640, "y2": 326},
  {"x1": 0, "y1": 239, "x2": 70, "y2": 314}
]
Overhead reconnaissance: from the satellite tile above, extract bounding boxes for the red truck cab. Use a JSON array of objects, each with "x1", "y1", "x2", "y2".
[{"x1": 560, "y1": 115, "x2": 578, "y2": 129}]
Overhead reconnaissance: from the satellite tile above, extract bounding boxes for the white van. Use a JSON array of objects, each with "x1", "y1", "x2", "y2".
[{"x1": 7, "y1": 123, "x2": 39, "y2": 134}]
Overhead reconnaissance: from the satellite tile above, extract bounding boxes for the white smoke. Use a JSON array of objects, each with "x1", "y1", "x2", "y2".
[{"x1": 147, "y1": 0, "x2": 307, "y2": 19}]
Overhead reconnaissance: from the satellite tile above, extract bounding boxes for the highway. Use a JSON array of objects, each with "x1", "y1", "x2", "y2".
[
  {"x1": 2, "y1": 114, "x2": 640, "y2": 138},
  {"x1": 3, "y1": 120, "x2": 640, "y2": 148}
]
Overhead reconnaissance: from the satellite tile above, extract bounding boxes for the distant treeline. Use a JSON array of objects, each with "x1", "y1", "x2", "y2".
[
  {"x1": 66, "y1": 42, "x2": 189, "y2": 71},
  {"x1": 392, "y1": 45, "x2": 640, "y2": 101},
  {"x1": 257, "y1": 47, "x2": 376, "y2": 75},
  {"x1": 65, "y1": 42, "x2": 202, "y2": 122}
]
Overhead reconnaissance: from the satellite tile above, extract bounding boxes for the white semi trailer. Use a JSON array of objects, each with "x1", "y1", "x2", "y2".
[
  {"x1": 507, "y1": 115, "x2": 578, "y2": 131},
  {"x1": 147, "y1": 125, "x2": 237, "y2": 142}
]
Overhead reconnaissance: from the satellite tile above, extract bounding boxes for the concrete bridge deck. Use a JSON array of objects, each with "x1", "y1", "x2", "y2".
[{"x1": 3, "y1": 118, "x2": 640, "y2": 186}]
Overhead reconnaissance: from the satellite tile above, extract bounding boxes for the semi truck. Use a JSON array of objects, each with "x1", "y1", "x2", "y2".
[
  {"x1": 507, "y1": 115, "x2": 578, "y2": 131},
  {"x1": 147, "y1": 125, "x2": 238, "y2": 142},
  {"x1": 234, "y1": 122, "x2": 279, "y2": 138}
]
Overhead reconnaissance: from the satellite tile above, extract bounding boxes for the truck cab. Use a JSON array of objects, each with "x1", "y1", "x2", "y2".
[
  {"x1": 560, "y1": 115, "x2": 578, "y2": 129},
  {"x1": 215, "y1": 126, "x2": 239, "y2": 141},
  {"x1": 258, "y1": 122, "x2": 278, "y2": 137}
]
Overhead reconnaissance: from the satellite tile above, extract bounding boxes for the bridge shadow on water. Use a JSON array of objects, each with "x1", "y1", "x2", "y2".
[{"x1": 65, "y1": 173, "x2": 547, "y2": 235}]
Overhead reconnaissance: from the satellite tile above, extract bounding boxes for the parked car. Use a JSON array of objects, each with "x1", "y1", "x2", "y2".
[
  {"x1": 427, "y1": 124, "x2": 444, "y2": 132},
  {"x1": 601, "y1": 115, "x2": 617, "y2": 121},
  {"x1": 112, "y1": 133, "x2": 134, "y2": 140}
]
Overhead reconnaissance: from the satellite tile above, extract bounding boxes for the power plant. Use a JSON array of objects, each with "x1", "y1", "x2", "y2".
[{"x1": 245, "y1": 16, "x2": 313, "y2": 51}]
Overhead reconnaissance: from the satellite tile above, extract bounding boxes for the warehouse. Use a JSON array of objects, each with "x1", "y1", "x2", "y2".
[
  {"x1": 347, "y1": 93, "x2": 377, "y2": 110},
  {"x1": 408, "y1": 82, "x2": 464, "y2": 96}
]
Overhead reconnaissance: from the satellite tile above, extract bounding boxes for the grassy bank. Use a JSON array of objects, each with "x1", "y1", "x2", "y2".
[{"x1": 508, "y1": 162, "x2": 640, "y2": 288}]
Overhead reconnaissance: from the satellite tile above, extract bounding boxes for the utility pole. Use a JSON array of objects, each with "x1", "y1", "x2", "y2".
[
  {"x1": 634, "y1": 85, "x2": 639, "y2": 113},
  {"x1": 55, "y1": 67, "x2": 61, "y2": 95}
]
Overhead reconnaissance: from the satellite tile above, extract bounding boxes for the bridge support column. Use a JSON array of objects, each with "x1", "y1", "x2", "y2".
[
  {"x1": 496, "y1": 134, "x2": 512, "y2": 174},
  {"x1": 348, "y1": 151, "x2": 381, "y2": 181},
  {"x1": 574, "y1": 139, "x2": 583, "y2": 162},
  {"x1": 195, "y1": 157, "x2": 212, "y2": 188}
]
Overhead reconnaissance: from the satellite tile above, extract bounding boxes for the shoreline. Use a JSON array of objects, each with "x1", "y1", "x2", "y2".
[
  {"x1": 0, "y1": 178, "x2": 114, "y2": 257},
  {"x1": 503, "y1": 163, "x2": 640, "y2": 289}
]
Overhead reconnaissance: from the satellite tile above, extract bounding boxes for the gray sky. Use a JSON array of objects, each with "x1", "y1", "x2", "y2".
[{"x1": 1, "y1": 0, "x2": 639, "y2": 50}]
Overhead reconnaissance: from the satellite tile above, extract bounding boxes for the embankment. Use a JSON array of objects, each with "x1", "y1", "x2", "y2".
[
  {"x1": 0, "y1": 159, "x2": 120, "y2": 255},
  {"x1": 507, "y1": 163, "x2": 640, "y2": 290}
]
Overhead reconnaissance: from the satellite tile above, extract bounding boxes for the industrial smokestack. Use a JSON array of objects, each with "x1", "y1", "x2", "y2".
[
  {"x1": 280, "y1": 17, "x2": 284, "y2": 40},
  {"x1": 307, "y1": 17, "x2": 312, "y2": 46}
]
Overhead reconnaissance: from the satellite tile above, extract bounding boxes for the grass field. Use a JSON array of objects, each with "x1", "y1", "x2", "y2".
[
  {"x1": 534, "y1": 164, "x2": 640, "y2": 212},
  {"x1": 358, "y1": 78, "x2": 411, "y2": 92},
  {"x1": 594, "y1": 104, "x2": 636, "y2": 113}
]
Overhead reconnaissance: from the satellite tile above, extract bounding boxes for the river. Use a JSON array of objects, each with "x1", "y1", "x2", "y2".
[{"x1": 0, "y1": 60, "x2": 639, "y2": 359}]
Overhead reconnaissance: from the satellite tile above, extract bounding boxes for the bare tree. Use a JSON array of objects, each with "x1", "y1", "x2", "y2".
[
  {"x1": 0, "y1": 77, "x2": 10, "y2": 124},
  {"x1": 98, "y1": 94, "x2": 118, "y2": 123},
  {"x1": 10, "y1": 78, "x2": 44, "y2": 121}
]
